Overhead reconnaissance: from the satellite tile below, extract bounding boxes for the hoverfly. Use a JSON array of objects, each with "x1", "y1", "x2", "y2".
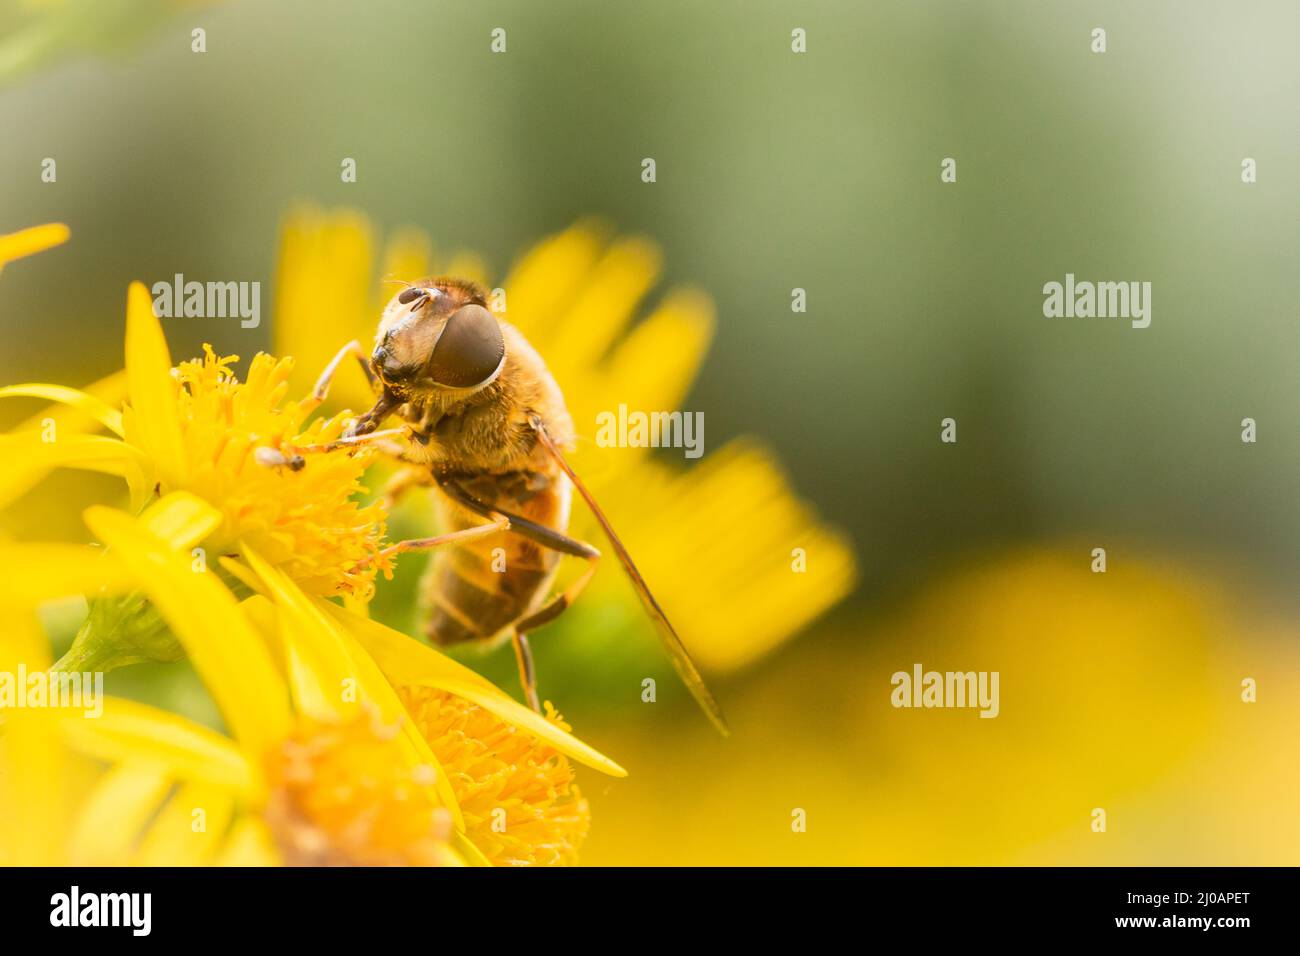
[{"x1": 308, "y1": 277, "x2": 728, "y2": 735}]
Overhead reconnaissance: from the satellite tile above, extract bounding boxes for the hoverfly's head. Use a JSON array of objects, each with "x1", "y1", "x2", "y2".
[{"x1": 371, "y1": 278, "x2": 505, "y2": 397}]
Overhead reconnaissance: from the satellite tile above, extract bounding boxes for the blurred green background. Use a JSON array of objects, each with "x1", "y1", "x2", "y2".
[{"x1": 2, "y1": 0, "x2": 1299, "y2": 864}]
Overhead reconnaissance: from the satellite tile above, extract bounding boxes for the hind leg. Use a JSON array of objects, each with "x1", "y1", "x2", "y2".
[
  {"x1": 507, "y1": 554, "x2": 599, "y2": 713},
  {"x1": 438, "y1": 476, "x2": 604, "y2": 711},
  {"x1": 511, "y1": 632, "x2": 542, "y2": 713}
]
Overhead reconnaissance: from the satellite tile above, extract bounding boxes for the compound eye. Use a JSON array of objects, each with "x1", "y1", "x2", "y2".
[
  {"x1": 397, "y1": 287, "x2": 424, "y2": 305},
  {"x1": 428, "y1": 304, "x2": 505, "y2": 388}
]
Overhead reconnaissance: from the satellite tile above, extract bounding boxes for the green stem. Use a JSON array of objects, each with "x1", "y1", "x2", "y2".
[
  {"x1": 50, "y1": 619, "x2": 118, "y2": 674},
  {"x1": 52, "y1": 590, "x2": 182, "y2": 675}
]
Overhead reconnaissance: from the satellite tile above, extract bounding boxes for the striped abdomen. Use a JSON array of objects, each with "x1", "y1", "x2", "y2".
[{"x1": 420, "y1": 468, "x2": 570, "y2": 646}]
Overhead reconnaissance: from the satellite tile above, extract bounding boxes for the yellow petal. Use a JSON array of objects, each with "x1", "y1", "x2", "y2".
[
  {"x1": 83, "y1": 504, "x2": 290, "y2": 757},
  {"x1": 442, "y1": 252, "x2": 490, "y2": 289},
  {"x1": 239, "y1": 592, "x2": 278, "y2": 640},
  {"x1": 273, "y1": 206, "x2": 376, "y2": 409},
  {"x1": 323, "y1": 600, "x2": 628, "y2": 777},
  {"x1": 138, "y1": 491, "x2": 222, "y2": 551},
  {"x1": 501, "y1": 221, "x2": 607, "y2": 342},
  {"x1": 449, "y1": 830, "x2": 488, "y2": 867},
  {"x1": 124, "y1": 280, "x2": 188, "y2": 487},
  {"x1": 218, "y1": 555, "x2": 267, "y2": 596},
  {"x1": 16, "y1": 371, "x2": 127, "y2": 434},
  {"x1": 587, "y1": 440, "x2": 858, "y2": 671},
  {"x1": 0, "y1": 707, "x2": 67, "y2": 864},
  {"x1": 67, "y1": 763, "x2": 171, "y2": 866},
  {"x1": 60, "y1": 696, "x2": 255, "y2": 795},
  {"x1": 0, "y1": 222, "x2": 69, "y2": 270},
  {"x1": 243, "y1": 588, "x2": 347, "y2": 727},
  {"x1": 0, "y1": 543, "x2": 133, "y2": 605},
  {"x1": 214, "y1": 817, "x2": 281, "y2": 866},
  {"x1": 589, "y1": 288, "x2": 713, "y2": 424},
  {"x1": 134, "y1": 781, "x2": 236, "y2": 866},
  {"x1": 0, "y1": 383, "x2": 124, "y2": 436},
  {"x1": 241, "y1": 544, "x2": 465, "y2": 827},
  {"x1": 0, "y1": 603, "x2": 52, "y2": 670},
  {"x1": 0, "y1": 372, "x2": 131, "y2": 506},
  {"x1": 341, "y1": 592, "x2": 371, "y2": 618},
  {"x1": 241, "y1": 548, "x2": 356, "y2": 722},
  {"x1": 542, "y1": 235, "x2": 662, "y2": 380},
  {"x1": 375, "y1": 227, "x2": 433, "y2": 302},
  {"x1": 280, "y1": 623, "x2": 339, "y2": 724},
  {"x1": 0, "y1": 433, "x2": 149, "y2": 512}
]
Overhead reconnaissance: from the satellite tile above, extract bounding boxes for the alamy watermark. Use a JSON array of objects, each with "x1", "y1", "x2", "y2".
[
  {"x1": 595, "y1": 403, "x2": 704, "y2": 458},
  {"x1": 152, "y1": 273, "x2": 260, "y2": 328},
  {"x1": 1042, "y1": 273, "x2": 1151, "y2": 329},
  {"x1": 0, "y1": 664, "x2": 103, "y2": 718},
  {"x1": 50, "y1": 886, "x2": 151, "y2": 936},
  {"x1": 890, "y1": 663, "x2": 1000, "y2": 718}
]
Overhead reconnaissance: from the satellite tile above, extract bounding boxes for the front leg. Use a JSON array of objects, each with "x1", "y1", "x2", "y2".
[
  {"x1": 290, "y1": 427, "x2": 407, "y2": 455},
  {"x1": 347, "y1": 390, "x2": 401, "y2": 438},
  {"x1": 302, "y1": 340, "x2": 377, "y2": 415}
]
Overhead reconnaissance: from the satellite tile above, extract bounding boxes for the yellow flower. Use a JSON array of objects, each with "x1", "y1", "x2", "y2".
[
  {"x1": 164, "y1": 346, "x2": 389, "y2": 597},
  {"x1": 273, "y1": 206, "x2": 857, "y2": 672},
  {"x1": 0, "y1": 492, "x2": 624, "y2": 866},
  {"x1": 0, "y1": 222, "x2": 69, "y2": 272},
  {"x1": 2, "y1": 281, "x2": 390, "y2": 601},
  {"x1": 263, "y1": 708, "x2": 459, "y2": 867},
  {"x1": 399, "y1": 690, "x2": 589, "y2": 866},
  {"x1": 0, "y1": 265, "x2": 620, "y2": 864}
]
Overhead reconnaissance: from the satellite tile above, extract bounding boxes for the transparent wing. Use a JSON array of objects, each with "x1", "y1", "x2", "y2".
[{"x1": 530, "y1": 415, "x2": 730, "y2": 736}]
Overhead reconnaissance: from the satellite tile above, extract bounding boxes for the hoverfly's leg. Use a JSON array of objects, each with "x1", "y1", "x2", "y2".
[
  {"x1": 438, "y1": 477, "x2": 600, "y2": 560},
  {"x1": 366, "y1": 516, "x2": 510, "y2": 566},
  {"x1": 507, "y1": 552, "x2": 601, "y2": 713},
  {"x1": 291, "y1": 428, "x2": 407, "y2": 455},
  {"x1": 301, "y1": 340, "x2": 377, "y2": 414},
  {"x1": 441, "y1": 475, "x2": 604, "y2": 712},
  {"x1": 510, "y1": 630, "x2": 542, "y2": 713},
  {"x1": 348, "y1": 516, "x2": 510, "y2": 574},
  {"x1": 499, "y1": 548, "x2": 600, "y2": 712},
  {"x1": 379, "y1": 466, "x2": 433, "y2": 512},
  {"x1": 347, "y1": 391, "x2": 401, "y2": 439},
  {"x1": 514, "y1": 552, "x2": 600, "y2": 633}
]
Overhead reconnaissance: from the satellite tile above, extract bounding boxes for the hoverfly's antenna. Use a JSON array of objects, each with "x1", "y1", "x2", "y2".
[{"x1": 397, "y1": 285, "x2": 439, "y2": 312}]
